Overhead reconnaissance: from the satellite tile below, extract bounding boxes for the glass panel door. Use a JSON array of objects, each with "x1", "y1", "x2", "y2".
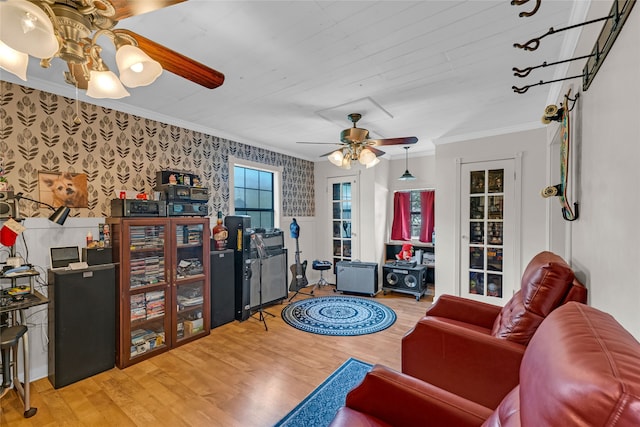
[
  {"x1": 461, "y1": 160, "x2": 514, "y2": 304},
  {"x1": 172, "y1": 219, "x2": 208, "y2": 344},
  {"x1": 127, "y1": 222, "x2": 169, "y2": 360},
  {"x1": 328, "y1": 176, "x2": 359, "y2": 272}
]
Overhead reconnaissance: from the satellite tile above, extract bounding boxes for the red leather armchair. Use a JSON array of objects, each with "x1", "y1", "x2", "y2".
[
  {"x1": 402, "y1": 251, "x2": 587, "y2": 408},
  {"x1": 331, "y1": 303, "x2": 640, "y2": 427}
]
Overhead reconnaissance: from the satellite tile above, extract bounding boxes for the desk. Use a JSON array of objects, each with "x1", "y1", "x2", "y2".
[{"x1": 0, "y1": 289, "x2": 48, "y2": 418}]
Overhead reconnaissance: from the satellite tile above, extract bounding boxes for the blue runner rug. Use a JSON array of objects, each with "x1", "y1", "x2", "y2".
[{"x1": 274, "y1": 358, "x2": 373, "y2": 427}]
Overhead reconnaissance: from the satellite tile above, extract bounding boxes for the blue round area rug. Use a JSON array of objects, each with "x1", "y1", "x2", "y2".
[{"x1": 281, "y1": 296, "x2": 396, "y2": 336}]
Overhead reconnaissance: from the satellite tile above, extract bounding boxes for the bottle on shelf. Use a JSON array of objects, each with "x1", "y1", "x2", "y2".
[{"x1": 212, "y1": 211, "x2": 228, "y2": 251}]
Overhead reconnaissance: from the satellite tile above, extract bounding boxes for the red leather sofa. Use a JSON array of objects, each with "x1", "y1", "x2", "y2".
[
  {"x1": 330, "y1": 302, "x2": 640, "y2": 427},
  {"x1": 402, "y1": 251, "x2": 587, "y2": 408}
]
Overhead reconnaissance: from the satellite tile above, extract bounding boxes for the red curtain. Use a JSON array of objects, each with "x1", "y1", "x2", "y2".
[
  {"x1": 391, "y1": 192, "x2": 411, "y2": 241},
  {"x1": 419, "y1": 190, "x2": 435, "y2": 243}
]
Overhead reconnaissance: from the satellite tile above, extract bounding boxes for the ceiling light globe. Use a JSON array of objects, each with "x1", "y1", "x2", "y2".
[
  {"x1": 328, "y1": 150, "x2": 344, "y2": 166},
  {"x1": 0, "y1": 0, "x2": 58, "y2": 58},
  {"x1": 0, "y1": 40, "x2": 28, "y2": 80},
  {"x1": 116, "y1": 44, "x2": 162, "y2": 88},
  {"x1": 87, "y1": 69, "x2": 131, "y2": 99},
  {"x1": 358, "y1": 148, "x2": 377, "y2": 165}
]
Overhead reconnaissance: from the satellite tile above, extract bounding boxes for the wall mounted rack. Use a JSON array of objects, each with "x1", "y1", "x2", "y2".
[{"x1": 511, "y1": 0, "x2": 636, "y2": 94}]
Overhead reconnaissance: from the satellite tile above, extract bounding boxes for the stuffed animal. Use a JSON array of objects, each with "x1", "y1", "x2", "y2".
[{"x1": 396, "y1": 243, "x2": 413, "y2": 261}]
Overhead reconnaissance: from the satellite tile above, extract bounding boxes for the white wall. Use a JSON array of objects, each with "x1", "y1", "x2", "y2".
[
  {"x1": 434, "y1": 129, "x2": 548, "y2": 299},
  {"x1": 558, "y1": 1, "x2": 640, "y2": 337}
]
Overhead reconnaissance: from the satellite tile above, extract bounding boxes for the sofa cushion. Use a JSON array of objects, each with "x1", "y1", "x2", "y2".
[
  {"x1": 518, "y1": 302, "x2": 640, "y2": 426},
  {"x1": 491, "y1": 251, "x2": 575, "y2": 345}
]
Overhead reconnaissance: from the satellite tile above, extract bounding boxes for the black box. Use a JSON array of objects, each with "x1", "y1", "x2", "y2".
[{"x1": 82, "y1": 247, "x2": 113, "y2": 266}]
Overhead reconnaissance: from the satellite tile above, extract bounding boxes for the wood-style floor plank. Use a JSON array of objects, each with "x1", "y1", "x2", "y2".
[{"x1": 0, "y1": 288, "x2": 431, "y2": 426}]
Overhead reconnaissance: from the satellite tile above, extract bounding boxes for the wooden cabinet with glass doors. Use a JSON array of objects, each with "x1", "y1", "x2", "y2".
[{"x1": 107, "y1": 217, "x2": 210, "y2": 368}]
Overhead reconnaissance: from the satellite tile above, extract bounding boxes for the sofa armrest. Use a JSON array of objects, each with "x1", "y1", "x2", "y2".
[
  {"x1": 426, "y1": 294, "x2": 502, "y2": 329},
  {"x1": 329, "y1": 365, "x2": 492, "y2": 427},
  {"x1": 402, "y1": 316, "x2": 525, "y2": 409}
]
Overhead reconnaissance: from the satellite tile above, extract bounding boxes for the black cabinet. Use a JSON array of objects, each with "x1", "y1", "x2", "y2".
[
  {"x1": 210, "y1": 249, "x2": 235, "y2": 328},
  {"x1": 48, "y1": 264, "x2": 116, "y2": 389}
]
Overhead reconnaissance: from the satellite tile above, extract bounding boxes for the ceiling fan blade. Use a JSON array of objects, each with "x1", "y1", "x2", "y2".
[
  {"x1": 367, "y1": 137, "x2": 418, "y2": 146},
  {"x1": 319, "y1": 149, "x2": 342, "y2": 157},
  {"x1": 115, "y1": 29, "x2": 225, "y2": 89},
  {"x1": 110, "y1": 0, "x2": 187, "y2": 21}
]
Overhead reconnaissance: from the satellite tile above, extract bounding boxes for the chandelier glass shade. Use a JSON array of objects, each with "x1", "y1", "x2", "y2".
[
  {"x1": 0, "y1": 0, "x2": 163, "y2": 99},
  {"x1": 0, "y1": 0, "x2": 58, "y2": 59},
  {"x1": 87, "y1": 69, "x2": 130, "y2": 99},
  {"x1": 115, "y1": 44, "x2": 162, "y2": 88},
  {"x1": 0, "y1": 41, "x2": 29, "y2": 80}
]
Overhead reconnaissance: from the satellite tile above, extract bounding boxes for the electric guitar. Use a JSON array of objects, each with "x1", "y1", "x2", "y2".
[{"x1": 289, "y1": 221, "x2": 308, "y2": 291}]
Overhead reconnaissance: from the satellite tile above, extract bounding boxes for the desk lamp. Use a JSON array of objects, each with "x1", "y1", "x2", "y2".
[{"x1": 14, "y1": 193, "x2": 70, "y2": 225}]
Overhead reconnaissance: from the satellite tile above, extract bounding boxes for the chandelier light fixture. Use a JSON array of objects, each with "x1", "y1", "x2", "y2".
[
  {"x1": 398, "y1": 146, "x2": 416, "y2": 181},
  {"x1": 327, "y1": 143, "x2": 381, "y2": 170},
  {"x1": 0, "y1": 0, "x2": 163, "y2": 99}
]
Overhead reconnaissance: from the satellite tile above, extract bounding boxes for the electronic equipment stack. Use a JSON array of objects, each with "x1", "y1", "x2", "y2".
[{"x1": 155, "y1": 170, "x2": 209, "y2": 217}]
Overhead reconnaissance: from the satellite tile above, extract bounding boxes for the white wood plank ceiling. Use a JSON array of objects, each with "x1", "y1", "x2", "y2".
[{"x1": 1, "y1": 0, "x2": 590, "y2": 161}]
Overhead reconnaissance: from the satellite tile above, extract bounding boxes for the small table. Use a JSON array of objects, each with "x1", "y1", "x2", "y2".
[{"x1": 1, "y1": 290, "x2": 48, "y2": 418}]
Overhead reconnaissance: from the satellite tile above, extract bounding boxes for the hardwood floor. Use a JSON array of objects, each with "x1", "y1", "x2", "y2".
[{"x1": 1, "y1": 287, "x2": 431, "y2": 426}]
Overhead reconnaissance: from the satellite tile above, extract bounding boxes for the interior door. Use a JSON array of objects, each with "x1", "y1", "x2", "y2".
[
  {"x1": 327, "y1": 176, "x2": 359, "y2": 271},
  {"x1": 460, "y1": 160, "x2": 516, "y2": 305}
]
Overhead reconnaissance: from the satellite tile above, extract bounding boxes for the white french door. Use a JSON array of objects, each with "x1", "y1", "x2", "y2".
[
  {"x1": 327, "y1": 176, "x2": 359, "y2": 270},
  {"x1": 460, "y1": 159, "x2": 517, "y2": 305}
]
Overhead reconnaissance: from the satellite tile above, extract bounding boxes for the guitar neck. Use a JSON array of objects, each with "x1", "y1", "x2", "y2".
[{"x1": 295, "y1": 237, "x2": 302, "y2": 266}]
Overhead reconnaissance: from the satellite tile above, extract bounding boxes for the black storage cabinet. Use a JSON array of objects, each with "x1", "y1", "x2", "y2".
[{"x1": 48, "y1": 264, "x2": 116, "y2": 388}]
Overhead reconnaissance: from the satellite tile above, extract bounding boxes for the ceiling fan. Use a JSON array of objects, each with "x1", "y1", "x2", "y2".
[
  {"x1": 0, "y1": 0, "x2": 224, "y2": 99},
  {"x1": 298, "y1": 113, "x2": 418, "y2": 169}
]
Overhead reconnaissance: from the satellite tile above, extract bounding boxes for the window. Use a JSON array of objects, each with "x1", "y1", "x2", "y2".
[
  {"x1": 234, "y1": 165, "x2": 274, "y2": 229},
  {"x1": 409, "y1": 190, "x2": 422, "y2": 238},
  {"x1": 391, "y1": 189, "x2": 435, "y2": 242}
]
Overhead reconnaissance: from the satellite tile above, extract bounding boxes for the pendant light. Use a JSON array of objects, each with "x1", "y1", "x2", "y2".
[{"x1": 398, "y1": 147, "x2": 416, "y2": 181}]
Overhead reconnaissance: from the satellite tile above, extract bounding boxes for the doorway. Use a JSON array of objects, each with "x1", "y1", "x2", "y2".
[{"x1": 460, "y1": 159, "x2": 519, "y2": 305}]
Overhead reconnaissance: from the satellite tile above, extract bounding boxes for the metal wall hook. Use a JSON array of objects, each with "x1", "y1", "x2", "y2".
[
  {"x1": 514, "y1": 15, "x2": 614, "y2": 51},
  {"x1": 511, "y1": 0, "x2": 542, "y2": 17},
  {"x1": 512, "y1": 73, "x2": 584, "y2": 94},
  {"x1": 513, "y1": 54, "x2": 595, "y2": 78}
]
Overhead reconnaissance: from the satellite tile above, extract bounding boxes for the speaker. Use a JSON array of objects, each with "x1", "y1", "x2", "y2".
[
  {"x1": 383, "y1": 264, "x2": 427, "y2": 293},
  {"x1": 336, "y1": 261, "x2": 379, "y2": 296},
  {"x1": 210, "y1": 248, "x2": 235, "y2": 328},
  {"x1": 82, "y1": 247, "x2": 113, "y2": 265},
  {"x1": 0, "y1": 191, "x2": 17, "y2": 220}
]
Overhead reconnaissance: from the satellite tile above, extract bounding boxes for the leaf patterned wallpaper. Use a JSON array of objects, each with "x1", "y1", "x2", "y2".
[{"x1": 0, "y1": 81, "x2": 315, "y2": 219}]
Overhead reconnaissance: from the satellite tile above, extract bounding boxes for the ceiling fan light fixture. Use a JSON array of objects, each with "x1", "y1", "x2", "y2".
[
  {"x1": 328, "y1": 149, "x2": 344, "y2": 167},
  {"x1": 398, "y1": 147, "x2": 417, "y2": 181},
  {"x1": 116, "y1": 44, "x2": 162, "y2": 87},
  {"x1": 0, "y1": 40, "x2": 28, "y2": 80},
  {"x1": 0, "y1": 0, "x2": 58, "y2": 59},
  {"x1": 87, "y1": 69, "x2": 130, "y2": 99}
]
